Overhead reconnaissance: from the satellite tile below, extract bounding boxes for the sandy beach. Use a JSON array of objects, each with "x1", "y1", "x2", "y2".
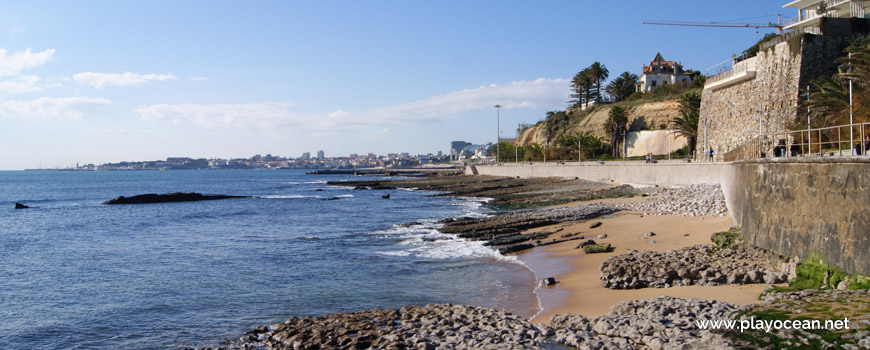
[{"x1": 519, "y1": 199, "x2": 771, "y2": 323}]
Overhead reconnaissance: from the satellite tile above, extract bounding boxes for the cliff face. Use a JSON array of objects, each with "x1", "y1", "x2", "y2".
[{"x1": 517, "y1": 100, "x2": 682, "y2": 146}]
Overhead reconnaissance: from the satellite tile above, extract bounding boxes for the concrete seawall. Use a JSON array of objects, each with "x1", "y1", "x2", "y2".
[
  {"x1": 468, "y1": 162, "x2": 730, "y2": 187},
  {"x1": 471, "y1": 159, "x2": 870, "y2": 275}
]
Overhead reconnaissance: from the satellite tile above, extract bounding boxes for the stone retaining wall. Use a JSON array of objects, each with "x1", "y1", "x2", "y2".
[
  {"x1": 727, "y1": 157, "x2": 870, "y2": 276},
  {"x1": 698, "y1": 34, "x2": 851, "y2": 160}
]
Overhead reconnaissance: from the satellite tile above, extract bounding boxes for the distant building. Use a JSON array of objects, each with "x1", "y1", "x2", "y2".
[
  {"x1": 450, "y1": 141, "x2": 472, "y2": 161},
  {"x1": 301, "y1": 152, "x2": 310, "y2": 161},
  {"x1": 636, "y1": 53, "x2": 692, "y2": 93},
  {"x1": 783, "y1": 0, "x2": 870, "y2": 35},
  {"x1": 317, "y1": 150, "x2": 325, "y2": 160}
]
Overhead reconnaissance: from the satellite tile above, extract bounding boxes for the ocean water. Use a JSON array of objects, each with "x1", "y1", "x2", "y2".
[{"x1": 0, "y1": 170, "x2": 537, "y2": 349}]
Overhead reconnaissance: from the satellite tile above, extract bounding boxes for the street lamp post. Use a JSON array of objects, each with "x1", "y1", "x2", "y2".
[
  {"x1": 494, "y1": 104, "x2": 501, "y2": 165},
  {"x1": 807, "y1": 85, "x2": 811, "y2": 155}
]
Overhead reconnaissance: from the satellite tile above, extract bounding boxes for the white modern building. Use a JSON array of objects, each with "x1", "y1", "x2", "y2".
[
  {"x1": 636, "y1": 53, "x2": 692, "y2": 93},
  {"x1": 783, "y1": 0, "x2": 869, "y2": 34}
]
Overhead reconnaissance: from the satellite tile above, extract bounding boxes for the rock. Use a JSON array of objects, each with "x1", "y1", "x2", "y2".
[
  {"x1": 648, "y1": 240, "x2": 656, "y2": 244},
  {"x1": 838, "y1": 276, "x2": 850, "y2": 290},
  {"x1": 322, "y1": 197, "x2": 341, "y2": 201},
  {"x1": 313, "y1": 188, "x2": 324, "y2": 191},
  {"x1": 583, "y1": 243, "x2": 611, "y2": 254},
  {"x1": 14, "y1": 202, "x2": 29, "y2": 209},
  {"x1": 596, "y1": 233, "x2": 607, "y2": 239},
  {"x1": 102, "y1": 192, "x2": 247, "y2": 205},
  {"x1": 643, "y1": 232, "x2": 656, "y2": 238},
  {"x1": 498, "y1": 243, "x2": 535, "y2": 255},
  {"x1": 382, "y1": 194, "x2": 391, "y2": 199},
  {"x1": 540, "y1": 277, "x2": 557, "y2": 286},
  {"x1": 600, "y1": 244, "x2": 788, "y2": 289},
  {"x1": 589, "y1": 221, "x2": 603, "y2": 229},
  {"x1": 576, "y1": 239, "x2": 597, "y2": 248}
]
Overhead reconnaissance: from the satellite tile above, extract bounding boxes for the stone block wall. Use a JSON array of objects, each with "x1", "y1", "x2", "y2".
[
  {"x1": 726, "y1": 158, "x2": 870, "y2": 276},
  {"x1": 698, "y1": 35, "x2": 852, "y2": 160}
]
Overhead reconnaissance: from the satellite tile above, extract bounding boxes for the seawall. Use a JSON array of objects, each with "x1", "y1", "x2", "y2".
[
  {"x1": 468, "y1": 162, "x2": 729, "y2": 187},
  {"x1": 728, "y1": 158, "x2": 870, "y2": 276},
  {"x1": 470, "y1": 159, "x2": 870, "y2": 275}
]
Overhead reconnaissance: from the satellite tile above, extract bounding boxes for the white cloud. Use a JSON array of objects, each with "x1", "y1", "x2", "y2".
[
  {"x1": 135, "y1": 102, "x2": 300, "y2": 129},
  {"x1": 0, "y1": 48, "x2": 55, "y2": 76},
  {"x1": 0, "y1": 75, "x2": 42, "y2": 94},
  {"x1": 73, "y1": 72, "x2": 176, "y2": 88},
  {"x1": 136, "y1": 78, "x2": 570, "y2": 132},
  {"x1": 363, "y1": 78, "x2": 570, "y2": 123},
  {"x1": 0, "y1": 97, "x2": 111, "y2": 120}
]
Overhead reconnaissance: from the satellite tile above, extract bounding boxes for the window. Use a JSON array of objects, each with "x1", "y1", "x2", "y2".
[{"x1": 651, "y1": 81, "x2": 657, "y2": 87}]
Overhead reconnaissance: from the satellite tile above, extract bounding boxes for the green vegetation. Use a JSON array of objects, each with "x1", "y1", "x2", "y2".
[
  {"x1": 805, "y1": 34, "x2": 870, "y2": 130},
  {"x1": 767, "y1": 253, "x2": 870, "y2": 294},
  {"x1": 605, "y1": 72, "x2": 640, "y2": 102},
  {"x1": 711, "y1": 230, "x2": 739, "y2": 248},
  {"x1": 726, "y1": 309, "x2": 858, "y2": 350},
  {"x1": 670, "y1": 90, "x2": 701, "y2": 156},
  {"x1": 589, "y1": 221, "x2": 602, "y2": 229},
  {"x1": 606, "y1": 105, "x2": 628, "y2": 157}
]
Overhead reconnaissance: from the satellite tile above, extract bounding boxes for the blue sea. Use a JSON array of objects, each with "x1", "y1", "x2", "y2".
[{"x1": 0, "y1": 170, "x2": 538, "y2": 349}]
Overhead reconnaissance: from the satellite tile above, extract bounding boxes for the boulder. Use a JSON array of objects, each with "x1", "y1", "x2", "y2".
[
  {"x1": 583, "y1": 243, "x2": 611, "y2": 254},
  {"x1": 14, "y1": 202, "x2": 29, "y2": 209},
  {"x1": 381, "y1": 194, "x2": 391, "y2": 199}
]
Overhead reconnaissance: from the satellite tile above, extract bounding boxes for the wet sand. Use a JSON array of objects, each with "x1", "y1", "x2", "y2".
[{"x1": 518, "y1": 204, "x2": 770, "y2": 323}]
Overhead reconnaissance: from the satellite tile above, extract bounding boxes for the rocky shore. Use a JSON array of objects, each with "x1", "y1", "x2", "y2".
[
  {"x1": 203, "y1": 174, "x2": 868, "y2": 350},
  {"x1": 614, "y1": 184, "x2": 727, "y2": 217},
  {"x1": 600, "y1": 244, "x2": 790, "y2": 289},
  {"x1": 215, "y1": 304, "x2": 553, "y2": 350},
  {"x1": 439, "y1": 204, "x2": 619, "y2": 241}
]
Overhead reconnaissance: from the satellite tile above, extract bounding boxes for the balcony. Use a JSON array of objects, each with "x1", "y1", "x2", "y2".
[{"x1": 704, "y1": 56, "x2": 758, "y2": 91}]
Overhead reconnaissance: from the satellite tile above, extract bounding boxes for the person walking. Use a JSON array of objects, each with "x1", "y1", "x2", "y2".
[{"x1": 708, "y1": 147, "x2": 714, "y2": 162}]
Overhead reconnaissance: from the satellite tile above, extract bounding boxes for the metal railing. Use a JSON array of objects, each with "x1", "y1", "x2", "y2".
[{"x1": 723, "y1": 122, "x2": 870, "y2": 161}]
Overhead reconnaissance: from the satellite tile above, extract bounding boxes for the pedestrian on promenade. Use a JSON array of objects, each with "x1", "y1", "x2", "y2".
[{"x1": 708, "y1": 148, "x2": 714, "y2": 162}]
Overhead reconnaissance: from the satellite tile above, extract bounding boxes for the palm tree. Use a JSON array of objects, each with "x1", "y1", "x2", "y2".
[
  {"x1": 605, "y1": 72, "x2": 639, "y2": 102},
  {"x1": 671, "y1": 90, "x2": 701, "y2": 156},
  {"x1": 808, "y1": 76, "x2": 850, "y2": 126},
  {"x1": 588, "y1": 62, "x2": 610, "y2": 103},
  {"x1": 578, "y1": 131, "x2": 605, "y2": 160},
  {"x1": 525, "y1": 143, "x2": 543, "y2": 161},
  {"x1": 605, "y1": 105, "x2": 628, "y2": 157}
]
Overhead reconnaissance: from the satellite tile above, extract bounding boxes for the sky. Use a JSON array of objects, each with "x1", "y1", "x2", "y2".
[{"x1": 0, "y1": 1, "x2": 792, "y2": 170}]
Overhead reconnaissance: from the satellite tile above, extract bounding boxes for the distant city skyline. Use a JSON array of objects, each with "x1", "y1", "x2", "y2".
[{"x1": 0, "y1": 1, "x2": 785, "y2": 170}]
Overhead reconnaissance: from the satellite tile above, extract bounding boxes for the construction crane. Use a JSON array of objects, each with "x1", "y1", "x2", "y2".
[{"x1": 643, "y1": 16, "x2": 783, "y2": 34}]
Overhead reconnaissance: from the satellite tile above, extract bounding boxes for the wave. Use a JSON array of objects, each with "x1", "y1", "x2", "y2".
[
  {"x1": 336, "y1": 194, "x2": 354, "y2": 198},
  {"x1": 304, "y1": 180, "x2": 327, "y2": 184},
  {"x1": 370, "y1": 222, "x2": 519, "y2": 264},
  {"x1": 257, "y1": 195, "x2": 319, "y2": 199}
]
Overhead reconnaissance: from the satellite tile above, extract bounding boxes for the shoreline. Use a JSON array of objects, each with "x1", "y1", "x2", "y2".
[{"x1": 514, "y1": 208, "x2": 771, "y2": 323}]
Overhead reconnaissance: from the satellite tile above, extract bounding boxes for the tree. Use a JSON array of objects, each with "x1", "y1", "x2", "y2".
[
  {"x1": 578, "y1": 131, "x2": 606, "y2": 160},
  {"x1": 671, "y1": 90, "x2": 701, "y2": 156},
  {"x1": 605, "y1": 72, "x2": 639, "y2": 102},
  {"x1": 605, "y1": 105, "x2": 628, "y2": 157},
  {"x1": 571, "y1": 68, "x2": 593, "y2": 109},
  {"x1": 588, "y1": 62, "x2": 610, "y2": 103},
  {"x1": 524, "y1": 143, "x2": 543, "y2": 161},
  {"x1": 808, "y1": 76, "x2": 850, "y2": 126}
]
